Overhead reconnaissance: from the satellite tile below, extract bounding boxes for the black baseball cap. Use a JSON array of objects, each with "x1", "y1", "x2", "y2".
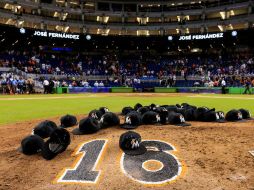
[
  {"x1": 181, "y1": 103, "x2": 190, "y2": 108},
  {"x1": 239, "y1": 109, "x2": 253, "y2": 120},
  {"x1": 41, "y1": 128, "x2": 71, "y2": 160},
  {"x1": 33, "y1": 120, "x2": 58, "y2": 139},
  {"x1": 176, "y1": 104, "x2": 181, "y2": 108},
  {"x1": 193, "y1": 107, "x2": 210, "y2": 121},
  {"x1": 60, "y1": 114, "x2": 78, "y2": 128},
  {"x1": 164, "y1": 105, "x2": 178, "y2": 112},
  {"x1": 183, "y1": 108, "x2": 196, "y2": 121},
  {"x1": 225, "y1": 109, "x2": 244, "y2": 122},
  {"x1": 134, "y1": 103, "x2": 143, "y2": 111},
  {"x1": 19, "y1": 128, "x2": 70, "y2": 160},
  {"x1": 141, "y1": 111, "x2": 161, "y2": 125},
  {"x1": 119, "y1": 131, "x2": 147, "y2": 155},
  {"x1": 99, "y1": 112, "x2": 120, "y2": 128},
  {"x1": 120, "y1": 111, "x2": 142, "y2": 129},
  {"x1": 168, "y1": 112, "x2": 191, "y2": 126},
  {"x1": 99, "y1": 107, "x2": 110, "y2": 115},
  {"x1": 202, "y1": 111, "x2": 226, "y2": 123},
  {"x1": 19, "y1": 135, "x2": 44, "y2": 155},
  {"x1": 149, "y1": 103, "x2": 157, "y2": 110},
  {"x1": 137, "y1": 106, "x2": 150, "y2": 116},
  {"x1": 89, "y1": 109, "x2": 103, "y2": 120},
  {"x1": 153, "y1": 107, "x2": 169, "y2": 124},
  {"x1": 181, "y1": 103, "x2": 197, "y2": 110},
  {"x1": 175, "y1": 107, "x2": 185, "y2": 115},
  {"x1": 72, "y1": 117, "x2": 101, "y2": 135},
  {"x1": 122, "y1": 107, "x2": 135, "y2": 116},
  {"x1": 216, "y1": 111, "x2": 226, "y2": 122}
]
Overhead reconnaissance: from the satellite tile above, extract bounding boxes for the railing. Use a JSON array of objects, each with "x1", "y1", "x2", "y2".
[
  {"x1": 1, "y1": 8, "x2": 253, "y2": 31},
  {"x1": 0, "y1": 0, "x2": 251, "y2": 31},
  {"x1": 0, "y1": 67, "x2": 12, "y2": 72},
  {"x1": 1, "y1": 0, "x2": 250, "y2": 17}
]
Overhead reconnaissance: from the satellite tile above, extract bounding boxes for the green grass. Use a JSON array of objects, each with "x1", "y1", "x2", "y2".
[{"x1": 0, "y1": 93, "x2": 253, "y2": 125}]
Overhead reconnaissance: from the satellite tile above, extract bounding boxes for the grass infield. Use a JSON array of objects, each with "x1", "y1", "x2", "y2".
[{"x1": 0, "y1": 93, "x2": 253, "y2": 125}]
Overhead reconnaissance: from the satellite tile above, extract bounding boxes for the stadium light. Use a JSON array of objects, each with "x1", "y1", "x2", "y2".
[
  {"x1": 231, "y1": 31, "x2": 237, "y2": 37},
  {"x1": 20, "y1": 28, "x2": 26, "y2": 34},
  {"x1": 168, "y1": 36, "x2": 173, "y2": 41},
  {"x1": 86, "y1": 34, "x2": 91, "y2": 40}
]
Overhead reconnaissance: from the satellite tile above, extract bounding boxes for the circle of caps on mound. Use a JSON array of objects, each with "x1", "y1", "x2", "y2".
[{"x1": 19, "y1": 104, "x2": 252, "y2": 159}]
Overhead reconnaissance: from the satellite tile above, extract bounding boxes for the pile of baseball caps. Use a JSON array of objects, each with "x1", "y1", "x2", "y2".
[
  {"x1": 19, "y1": 103, "x2": 253, "y2": 159},
  {"x1": 72, "y1": 107, "x2": 120, "y2": 135},
  {"x1": 119, "y1": 103, "x2": 253, "y2": 129},
  {"x1": 19, "y1": 120, "x2": 71, "y2": 160}
]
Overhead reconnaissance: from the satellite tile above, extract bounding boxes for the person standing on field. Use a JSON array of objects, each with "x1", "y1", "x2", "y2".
[
  {"x1": 43, "y1": 78, "x2": 49, "y2": 94},
  {"x1": 243, "y1": 79, "x2": 252, "y2": 94},
  {"x1": 221, "y1": 78, "x2": 226, "y2": 94}
]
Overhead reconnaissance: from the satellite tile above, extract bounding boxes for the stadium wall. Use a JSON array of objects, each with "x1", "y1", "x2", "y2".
[{"x1": 53, "y1": 87, "x2": 253, "y2": 94}]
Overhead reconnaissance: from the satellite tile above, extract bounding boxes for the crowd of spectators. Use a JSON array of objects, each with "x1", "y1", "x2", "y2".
[
  {"x1": 0, "y1": 47, "x2": 254, "y2": 90},
  {"x1": 0, "y1": 72, "x2": 35, "y2": 94},
  {"x1": 1, "y1": 48, "x2": 253, "y2": 77}
]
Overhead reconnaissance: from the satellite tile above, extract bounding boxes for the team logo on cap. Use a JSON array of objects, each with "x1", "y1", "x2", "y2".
[
  {"x1": 218, "y1": 112, "x2": 224, "y2": 118},
  {"x1": 91, "y1": 113, "x2": 98, "y2": 119},
  {"x1": 179, "y1": 115, "x2": 185, "y2": 123},
  {"x1": 99, "y1": 116, "x2": 104, "y2": 123},
  {"x1": 156, "y1": 114, "x2": 161, "y2": 122},
  {"x1": 131, "y1": 139, "x2": 140, "y2": 149},
  {"x1": 125, "y1": 116, "x2": 132, "y2": 124},
  {"x1": 237, "y1": 112, "x2": 243, "y2": 120}
]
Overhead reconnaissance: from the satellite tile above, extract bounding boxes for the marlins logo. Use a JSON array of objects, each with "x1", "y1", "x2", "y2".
[
  {"x1": 125, "y1": 116, "x2": 132, "y2": 124},
  {"x1": 99, "y1": 116, "x2": 104, "y2": 124},
  {"x1": 91, "y1": 113, "x2": 98, "y2": 119},
  {"x1": 216, "y1": 113, "x2": 220, "y2": 120},
  {"x1": 179, "y1": 115, "x2": 185, "y2": 123},
  {"x1": 218, "y1": 112, "x2": 224, "y2": 118},
  {"x1": 130, "y1": 139, "x2": 140, "y2": 149},
  {"x1": 237, "y1": 112, "x2": 243, "y2": 120},
  {"x1": 156, "y1": 114, "x2": 161, "y2": 122}
]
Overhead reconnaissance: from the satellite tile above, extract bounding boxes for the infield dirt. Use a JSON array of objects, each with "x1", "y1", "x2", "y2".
[{"x1": 0, "y1": 114, "x2": 253, "y2": 190}]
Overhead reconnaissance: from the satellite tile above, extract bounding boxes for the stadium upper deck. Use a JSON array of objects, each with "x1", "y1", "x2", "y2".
[{"x1": 0, "y1": 0, "x2": 253, "y2": 35}]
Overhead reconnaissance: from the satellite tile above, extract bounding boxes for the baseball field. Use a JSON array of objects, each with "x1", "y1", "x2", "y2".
[{"x1": 0, "y1": 93, "x2": 253, "y2": 190}]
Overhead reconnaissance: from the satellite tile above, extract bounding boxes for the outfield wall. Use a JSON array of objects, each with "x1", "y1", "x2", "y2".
[
  {"x1": 54, "y1": 87, "x2": 253, "y2": 94},
  {"x1": 156, "y1": 87, "x2": 253, "y2": 94}
]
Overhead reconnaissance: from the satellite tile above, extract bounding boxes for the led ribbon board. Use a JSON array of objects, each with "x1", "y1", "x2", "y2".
[
  {"x1": 179, "y1": 33, "x2": 224, "y2": 40},
  {"x1": 168, "y1": 33, "x2": 224, "y2": 41},
  {"x1": 33, "y1": 31, "x2": 80, "y2": 40}
]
